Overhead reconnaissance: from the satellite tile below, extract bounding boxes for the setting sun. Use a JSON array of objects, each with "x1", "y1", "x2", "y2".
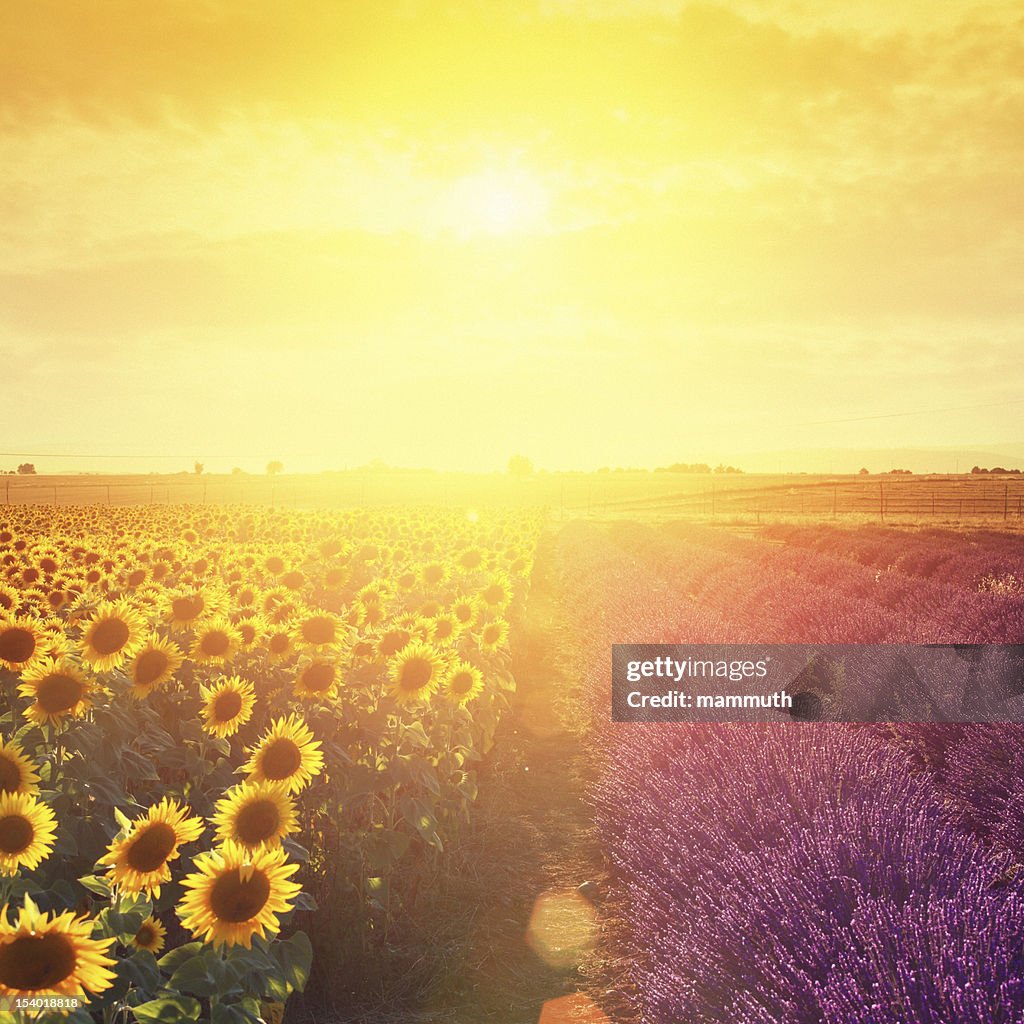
[{"x1": 445, "y1": 168, "x2": 551, "y2": 237}]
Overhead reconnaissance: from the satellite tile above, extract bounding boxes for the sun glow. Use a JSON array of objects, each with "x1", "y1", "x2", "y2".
[{"x1": 445, "y1": 169, "x2": 550, "y2": 237}]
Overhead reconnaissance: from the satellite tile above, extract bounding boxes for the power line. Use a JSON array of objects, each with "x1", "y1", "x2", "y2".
[
  {"x1": 0, "y1": 452, "x2": 305, "y2": 460},
  {"x1": 805, "y1": 398, "x2": 1024, "y2": 426}
]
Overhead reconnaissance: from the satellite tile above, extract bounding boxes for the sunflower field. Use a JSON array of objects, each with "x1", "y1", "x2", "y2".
[{"x1": 0, "y1": 505, "x2": 541, "y2": 1022}]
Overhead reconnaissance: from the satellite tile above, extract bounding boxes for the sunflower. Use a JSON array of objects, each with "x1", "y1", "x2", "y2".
[
  {"x1": 457, "y1": 547, "x2": 484, "y2": 571},
  {"x1": 443, "y1": 661, "x2": 485, "y2": 706},
  {"x1": 477, "y1": 618, "x2": 510, "y2": 652},
  {"x1": 234, "y1": 614, "x2": 267, "y2": 650},
  {"x1": 296, "y1": 611, "x2": 340, "y2": 649},
  {"x1": 164, "y1": 589, "x2": 220, "y2": 631},
  {"x1": 212, "y1": 782, "x2": 298, "y2": 851},
  {"x1": 431, "y1": 613, "x2": 462, "y2": 645},
  {"x1": 98, "y1": 798, "x2": 204, "y2": 897},
  {"x1": 128, "y1": 634, "x2": 184, "y2": 699},
  {"x1": 0, "y1": 585, "x2": 18, "y2": 615},
  {"x1": 479, "y1": 573, "x2": 512, "y2": 610},
  {"x1": 264, "y1": 625, "x2": 296, "y2": 665},
  {"x1": 17, "y1": 658, "x2": 96, "y2": 728},
  {"x1": 375, "y1": 626, "x2": 412, "y2": 659},
  {"x1": 130, "y1": 916, "x2": 166, "y2": 955},
  {"x1": 79, "y1": 600, "x2": 147, "y2": 671},
  {"x1": 0, "y1": 792, "x2": 58, "y2": 875},
  {"x1": 451, "y1": 598, "x2": 479, "y2": 627},
  {"x1": 176, "y1": 840, "x2": 301, "y2": 949},
  {"x1": 0, "y1": 897, "x2": 116, "y2": 998},
  {"x1": 200, "y1": 676, "x2": 256, "y2": 739},
  {"x1": 0, "y1": 616, "x2": 45, "y2": 672},
  {"x1": 292, "y1": 660, "x2": 338, "y2": 702},
  {"x1": 242, "y1": 715, "x2": 324, "y2": 794},
  {"x1": 421, "y1": 562, "x2": 448, "y2": 588},
  {"x1": 388, "y1": 640, "x2": 444, "y2": 706},
  {"x1": 190, "y1": 617, "x2": 242, "y2": 666},
  {"x1": 0, "y1": 741, "x2": 40, "y2": 796}
]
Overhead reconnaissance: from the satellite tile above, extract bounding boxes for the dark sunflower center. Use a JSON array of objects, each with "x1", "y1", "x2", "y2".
[
  {"x1": 269, "y1": 634, "x2": 289, "y2": 654},
  {"x1": 483, "y1": 585, "x2": 504, "y2": 604},
  {"x1": 301, "y1": 664, "x2": 334, "y2": 693},
  {"x1": 301, "y1": 618, "x2": 335, "y2": 645},
  {"x1": 213, "y1": 690, "x2": 243, "y2": 722},
  {"x1": 127, "y1": 569, "x2": 146, "y2": 586},
  {"x1": 235, "y1": 800, "x2": 281, "y2": 844},
  {"x1": 201, "y1": 631, "x2": 230, "y2": 656},
  {"x1": 379, "y1": 631, "x2": 410, "y2": 657},
  {"x1": 435, "y1": 620, "x2": 454, "y2": 639},
  {"x1": 0, "y1": 628, "x2": 35, "y2": 664},
  {"x1": 134, "y1": 650, "x2": 169, "y2": 686},
  {"x1": 0, "y1": 757, "x2": 21, "y2": 793},
  {"x1": 0, "y1": 814, "x2": 33, "y2": 854},
  {"x1": 0, "y1": 932, "x2": 77, "y2": 991},
  {"x1": 424, "y1": 565, "x2": 444, "y2": 584},
  {"x1": 239, "y1": 624, "x2": 257, "y2": 644},
  {"x1": 483, "y1": 626, "x2": 500, "y2": 644},
  {"x1": 172, "y1": 597, "x2": 203, "y2": 620},
  {"x1": 125, "y1": 822, "x2": 177, "y2": 872},
  {"x1": 455, "y1": 606, "x2": 472, "y2": 623},
  {"x1": 135, "y1": 924, "x2": 156, "y2": 947},
  {"x1": 91, "y1": 618, "x2": 130, "y2": 656},
  {"x1": 37, "y1": 673, "x2": 84, "y2": 714},
  {"x1": 262, "y1": 739, "x2": 302, "y2": 780},
  {"x1": 449, "y1": 672, "x2": 475, "y2": 695},
  {"x1": 209, "y1": 868, "x2": 271, "y2": 922},
  {"x1": 399, "y1": 657, "x2": 433, "y2": 691}
]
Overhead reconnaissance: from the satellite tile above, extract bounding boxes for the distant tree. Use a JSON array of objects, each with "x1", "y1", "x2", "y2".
[
  {"x1": 713, "y1": 464, "x2": 744, "y2": 474},
  {"x1": 507, "y1": 454, "x2": 534, "y2": 477},
  {"x1": 267, "y1": 460, "x2": 284, "y2": 476},
  {"x1": 991, "y1": 466, "x2": 1009, "y2": 475},
  {"x1": 889, "y1": 468, "x2": 913, "y2": 475},
  {"x1": 16, "y1": 463, "x2": 36, "y2": 475},
  {"x1": 231, "y1": 466, "x2": 245, "y2": 476},
  {"x1": 971, "y1": 466, "x2": 986, "y2": 474},
  {"x1": 656, "y1": 462, "x2": 713, "y2": 474},
  {"x1": 858, "y1": 467, "x2": 870, "y2": 475},
  {"x1": 194, "y1": 462, "x2": 204, "y2": 475}
]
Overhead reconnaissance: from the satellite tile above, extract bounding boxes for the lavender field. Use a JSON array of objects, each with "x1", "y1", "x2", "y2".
[{"x1": 557, "y1": 521, "x2": 1024, "y2": 1023}]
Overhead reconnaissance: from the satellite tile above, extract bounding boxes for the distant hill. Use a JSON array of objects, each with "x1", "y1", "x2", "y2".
[{"x1": 734, "y1": 445, "x2": 1024, "y2": 475}]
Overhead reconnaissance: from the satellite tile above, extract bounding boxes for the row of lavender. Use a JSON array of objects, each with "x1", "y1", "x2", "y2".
[
  {"x1": 559, "y1": 521, "x2": 1024, "y2": 1023},
  {"x1": 762, "y1": 522, "x2": 1024, "y2": 594}
]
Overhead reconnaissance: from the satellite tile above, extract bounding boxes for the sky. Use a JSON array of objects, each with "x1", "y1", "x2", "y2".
[{"x1": 2, "y1": 0, "x2": 1022, "y2": 473}]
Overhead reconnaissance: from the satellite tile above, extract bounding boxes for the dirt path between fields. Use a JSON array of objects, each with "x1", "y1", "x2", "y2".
[{"x1": 421, "y1": 524, "x2": 631, "y2": 1024}]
